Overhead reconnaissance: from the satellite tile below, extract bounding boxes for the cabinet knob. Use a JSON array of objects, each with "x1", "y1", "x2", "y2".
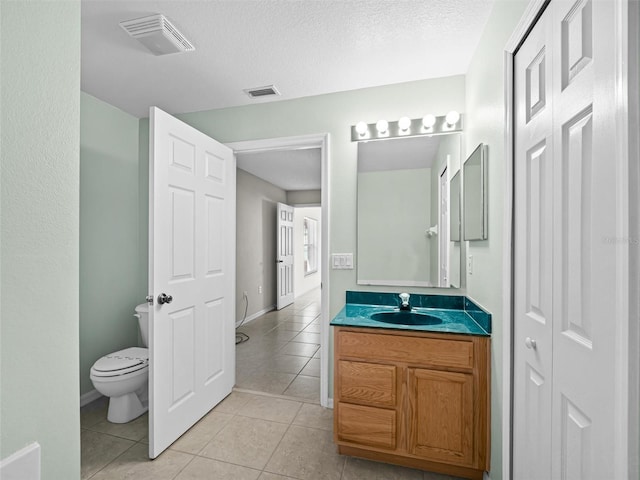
[{"x1": 525, "y1": 337, "x2": 537, "y2": 350}]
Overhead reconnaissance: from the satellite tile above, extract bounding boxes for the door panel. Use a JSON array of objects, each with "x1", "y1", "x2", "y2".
[
  {"x1": 277, "y1": 202, "x2": 294, "y2": 309},
  {"x1": 149, "y1": 107, "x2": 235, "y2": 458},
  {"x1": 514, "y1": 9, "x2": 554, "y2": 478}
]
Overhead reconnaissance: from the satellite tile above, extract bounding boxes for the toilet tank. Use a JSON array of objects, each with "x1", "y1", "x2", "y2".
[{"x1": 134, "y1": 303, "x2": 150, "y2": 347}]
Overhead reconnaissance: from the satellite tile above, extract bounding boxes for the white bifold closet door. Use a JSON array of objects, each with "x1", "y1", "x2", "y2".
[{"x1": 514, "y1": 1, "x2": 625, "y2": 478}]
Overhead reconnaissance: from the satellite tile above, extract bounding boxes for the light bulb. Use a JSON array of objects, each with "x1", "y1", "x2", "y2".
[
  {"x1": 376, "y1": 119, "x2": 389, "y2": 134},
  {"x1": 446, "y1": 110, "x2": 460, "y2": 126},
  {"x1": 422, "y1": 114, "x2": 436, "y2": 129},
  {"x1": 355, "y1": 121, "x2": 368, "y2": 136},
  {"x1": 398, "y1": 116, "x2": 411, "y2": 131}
]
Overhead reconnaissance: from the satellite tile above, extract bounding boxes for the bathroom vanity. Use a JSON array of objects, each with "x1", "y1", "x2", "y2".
[{"x1": 331, "y1": 292, "x2": 491, "y2": 480}]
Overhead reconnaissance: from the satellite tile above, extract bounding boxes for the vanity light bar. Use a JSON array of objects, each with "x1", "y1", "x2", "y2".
[{"x1": 351, "y1": 112, "x2": 463, "y2": 142}]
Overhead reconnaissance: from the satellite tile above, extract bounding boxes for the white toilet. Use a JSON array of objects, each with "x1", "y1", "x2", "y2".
[{"x1": 90, "y1": 303, "x2": 150, "y2": 423}]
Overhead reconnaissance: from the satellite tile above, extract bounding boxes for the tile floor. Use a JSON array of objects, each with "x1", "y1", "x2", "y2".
[
  {"x1": 235, "y1": 288, "x2": 322, "y2": 402},
  {"x1": 81, "y1": 390, "x2": 462, "y2": 480}
]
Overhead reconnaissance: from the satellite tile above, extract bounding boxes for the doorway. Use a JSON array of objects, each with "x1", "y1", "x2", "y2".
[{"x1": 227, "y1": 134, "x2": 330, "y2": 407}]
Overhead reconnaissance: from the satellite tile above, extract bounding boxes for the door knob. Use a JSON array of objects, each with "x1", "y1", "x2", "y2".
[
  {"x1": 158, "y1": 293, "x2": 173, "y2": 305},
  {"x1": 525, "y1": 337, "x2": 537, "y2": 350},
  {"x1": 276, "y1": 260, "x2": 283, "y2": 263}
]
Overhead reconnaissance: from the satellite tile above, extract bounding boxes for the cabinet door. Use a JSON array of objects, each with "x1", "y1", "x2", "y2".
[{"x1": 407, "y1": 368, "x2": 473, "y2": 466}]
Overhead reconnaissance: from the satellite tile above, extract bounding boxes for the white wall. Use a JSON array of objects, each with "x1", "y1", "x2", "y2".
[
  {"x1": 236, "y1": 169, "x2": 287, "y2": 322},
  {"x1": 294, "y1": 207, "x2": 322, "y2": 297}
]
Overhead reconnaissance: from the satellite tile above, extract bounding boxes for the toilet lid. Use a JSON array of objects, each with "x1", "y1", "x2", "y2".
[{"x1": 92, "y1": 347, "x2": 148, "y2": 377}]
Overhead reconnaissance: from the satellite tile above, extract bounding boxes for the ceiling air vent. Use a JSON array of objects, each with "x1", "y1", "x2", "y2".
[
  {"x1": 244, "y1": 85, "x2": 281, "y2": 99},
  {"x1": 120, "y1": 14, "x2": 194, "y2": 56}
]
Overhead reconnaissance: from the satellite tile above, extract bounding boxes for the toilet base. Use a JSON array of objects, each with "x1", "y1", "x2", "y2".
[{"x1": 107, "y1": 391, "x2": 148, "y2": 423}]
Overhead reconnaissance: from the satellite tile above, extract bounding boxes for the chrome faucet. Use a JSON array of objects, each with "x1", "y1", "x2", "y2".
[{"x1": 399, "y1": 293, "x2": 411, "y2": 311}]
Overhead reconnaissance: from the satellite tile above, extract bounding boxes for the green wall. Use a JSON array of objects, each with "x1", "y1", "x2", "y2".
[
  {"x1": 464, "y1": 1, "x2": 530, "y2": 478},
  {"x1": 0, "y1": 1, "x2": 81, "y2": 478},
  {"x1": 79, "y1": 92, "x2": 142, "y2": 396}
]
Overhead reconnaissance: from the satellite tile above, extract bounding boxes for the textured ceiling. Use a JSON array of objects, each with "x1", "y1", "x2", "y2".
[{"x1": 81, "y1": 0, "x2": 494, "y2": 118}]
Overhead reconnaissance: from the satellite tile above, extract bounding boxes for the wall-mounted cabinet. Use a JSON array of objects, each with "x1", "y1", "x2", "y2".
[{"x1": 333, "y1": 327, "x2": 490, "y2": 480}]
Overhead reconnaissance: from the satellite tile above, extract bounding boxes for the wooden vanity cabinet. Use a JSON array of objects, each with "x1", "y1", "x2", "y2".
[{"x1": 333, "y1": 326, "x2": 490, "y2": 480}]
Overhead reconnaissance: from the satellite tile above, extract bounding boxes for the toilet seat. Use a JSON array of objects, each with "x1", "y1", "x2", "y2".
[{"x1": 91, "y1": 347, "x2": 148, "y2": 378}]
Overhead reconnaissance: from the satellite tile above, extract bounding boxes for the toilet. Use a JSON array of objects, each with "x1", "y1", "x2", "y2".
[{"x1": 90, "y1": 303, "x2": 150, "y2": 423}]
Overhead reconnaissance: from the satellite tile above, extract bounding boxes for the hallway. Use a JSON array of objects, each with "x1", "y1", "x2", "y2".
[{"x1": 235, "y1": 288, "x2": 321, "y2": 402}]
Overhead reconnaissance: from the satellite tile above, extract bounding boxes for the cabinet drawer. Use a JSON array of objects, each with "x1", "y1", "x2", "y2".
[
  {"x1": 337, "y1": 330, "x2": 473, "y2": 370},
  {"x1": 338, "y1": 360, "x2": 396, "y2": 407},
  {"x1": 336, "y1": 402, "x2": 396, "y2": 450}
]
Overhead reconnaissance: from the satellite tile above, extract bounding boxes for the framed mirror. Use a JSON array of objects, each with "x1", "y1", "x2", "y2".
[
  {"x1": 463, "y1": 143, "x2": 488, "y2": 240},
  {"x1": 357, "y1": 133, "x2": 462, "y2": 288}
]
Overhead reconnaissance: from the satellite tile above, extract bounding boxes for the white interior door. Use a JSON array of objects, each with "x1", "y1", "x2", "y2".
[
  {"x1": 149, "y1": 107, "x2": 235, "y2": 458},
  {"x1": 276, "y1": 202, "x2": 294, "y2": 309},
  {"x1": 514, "y1": 1, "x2": 623, "y2": 478},
  {"x1": 438, "y1": 165, "x2": 449, "y2": 287}
]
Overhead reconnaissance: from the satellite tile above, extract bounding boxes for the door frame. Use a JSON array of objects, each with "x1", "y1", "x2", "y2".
[
  {"x1": 437, "y1": 160, "x2": 449, "y2": 287},
  {"x1": 503, "y1": 1, "x2": 639, "y2": 478},
  {"x1": 226, "y1": 133, "x2": 331, "y2": 408}
]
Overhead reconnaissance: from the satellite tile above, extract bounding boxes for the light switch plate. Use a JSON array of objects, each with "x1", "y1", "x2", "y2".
[{"x1": 332, "y1": 253, "x2": 354, "y2": 269}]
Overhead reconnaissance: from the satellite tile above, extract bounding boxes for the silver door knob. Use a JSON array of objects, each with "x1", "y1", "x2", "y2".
[
  {"x1": 157, "y1": 293, "x2": 173, "y2": 305},
  {"x1": 525, "y1": 337, "x2": 537, "y2": 349}
]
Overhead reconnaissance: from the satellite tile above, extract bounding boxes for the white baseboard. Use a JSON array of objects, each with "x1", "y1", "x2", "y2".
[
  {"x1": 326, "y1": 397, "x2": 334, "y2": 409},
  {"x1": 236, "y1": 304, "x2": 275, "y2": 328},
  {"x1": 0, "y1": 442, "x2": 40, "y2": 480},
  {"x1": 80, "y1": 389, "x2": 103, "y2": 407}
]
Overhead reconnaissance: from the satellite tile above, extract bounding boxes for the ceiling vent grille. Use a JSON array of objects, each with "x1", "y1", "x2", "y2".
[
  {"x1": 244, "y1": 85, "x2": 281, "y2": 98},
  {"x1": 120, "y1": 14, "x2": 195, "y2": 55}
]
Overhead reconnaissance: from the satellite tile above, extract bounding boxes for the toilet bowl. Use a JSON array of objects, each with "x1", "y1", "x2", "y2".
[{"x1": 90, "y1": 304, "x2": 150, "y2": 423}]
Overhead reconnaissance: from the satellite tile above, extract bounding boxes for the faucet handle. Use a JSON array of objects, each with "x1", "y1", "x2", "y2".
[{"x1": 399, "y1": 292, "x2": 410, "y2": 306}]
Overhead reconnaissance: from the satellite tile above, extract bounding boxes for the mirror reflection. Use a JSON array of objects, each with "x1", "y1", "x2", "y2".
[
  {"x1": 463, "y1": 143, "x2": 487, "y2": 241},
  {"x1": 357, "y1": 133, "x2": 461, "y2": 288}
]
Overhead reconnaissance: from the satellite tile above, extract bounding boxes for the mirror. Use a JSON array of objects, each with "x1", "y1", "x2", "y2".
[
  {"x1": 463, "y1": 144, "x2": 488, "y2": 240},
  {"x1": 357, "y1": 133, "x2": 462, "y2": 288}
]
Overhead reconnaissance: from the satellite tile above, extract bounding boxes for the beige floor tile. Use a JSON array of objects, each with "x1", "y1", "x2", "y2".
[
  {"x1": 87, "y1": 412, "x2": 148, "y2": 441},
  {"x1": 89, "y1": 442, "x2": 192, "y2": 480},
  {"x1": 258, "y1": 473, "x2": 299, "y2": 480},
  {"x1": 302, "y1": 323, "x2": 321, "y2": 333},
  {"x1": 236, "y1": 395, "x2": 302, "y2": 423},
  {"x1": 291, "y1": 331, "x2": 321, "y2": 345},
  {"x1": 292, "y1": 403, "x2": 333, "y2": 431},
  {"x1": 299, "y1": 358, "x2": 320, "y2": 377},
  {"x1": 276, "y1": 321, "x2": 310, "y2": 332},
  {"x1": 423, "y1": 472, "x2": 466, "y2": 480},
  {"x1": 199, "y1": 415, "x2": 288, "y2": 470},
  {"x1": 236, "y1": 370, "x2": 297, "y2": 395},
  {"x1": 80, "y1": 396, "x2": 109, "y2": 429},
  {"x1": 174, "y1": 456, "x2": 261, "y2": 480},
  {"x1": 81, "y1": 429, "x2": 135, "y2": 479},
  {"x1": 265, "y1": 354, "x2": 311, "y2": 375},
  {"x1": 169, "y1": 411, "x2": 234, "y2": 454},
  {"x1": 261, "y1": 329, "x2": 301, "y2": 343},
  {"x1": 279, "y1": 342, "x2": 319, "y2": 357},
  {"x1": 213, "y1": 391, "x2": 254, "y2": 414},
  {"x1": 283, "y1": 375, "x2": 320, "y2": 402},
  {"x1": 342, "y1": 457, "x2": 424, "y2": 480},
  {"x1": 264, "y1": 425, "x2": 345, "y2": 480}
]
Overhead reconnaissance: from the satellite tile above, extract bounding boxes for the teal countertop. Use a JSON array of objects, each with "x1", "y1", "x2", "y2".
[{"x1": 330, "y1": 292, "x2": 491, "y2": 337}]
